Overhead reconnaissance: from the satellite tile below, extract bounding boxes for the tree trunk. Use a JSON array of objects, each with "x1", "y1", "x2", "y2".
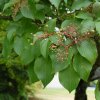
[{"x1": 74, "y1": 80, "x2": 88, "y2": 100}]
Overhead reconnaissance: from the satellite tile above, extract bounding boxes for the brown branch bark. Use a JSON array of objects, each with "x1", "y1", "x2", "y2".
[{"x1": 0, "y1": 15, "x2": 12, "y2": 20}]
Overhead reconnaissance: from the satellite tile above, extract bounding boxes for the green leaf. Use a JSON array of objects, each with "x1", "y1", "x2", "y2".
[
  {"x1": 21, "y1": 5, "x2": 34, "y2": 19},
  {"x1": 49, "y1": 34, "x2": 61, "y2": 45},
  {"x1": 2, "y1": 37, "x2": 12, "y2": 58},
  {"x1": 0, "y1": 0, "x2": 5, "y2": 6},
  {"x1": 50, "y1": 51, "x2": 68, "y2": 72},
  {"x1": 27, "y1": 62, "x2": 39, "y2": 83},
  {"x1": 3, "y1": 0, "x2": 19, "y2": 11},
  {"x1": 95, "y1": 21, "x2": 100, "y2": 35},
  {"x1": 59, "y1": 65, "x2": 80, "y2": 92},
  {"x1": 77, "y1": 39, "x2": 98, "y2": 64},
  {"x1": 72, "y1": 0, "x2": 91, "y2": 10},
  {"x1": 36, "y1": 4, "x2": 44, "y2": 10},
  {"x1": 35, "y1": 4, "x2": 45, "y2": 21},
  {"x1": 93, "y1": 2, "x2": 100, "y2": 18},
  {"x1": 34, "y1": 57, "x2": 54, "y2": 87},
  {"x1": 13, "y1": 37, "x2": 25, "y2": 55},
  {"x1": 95, "y1": 82, "x2": 100, "y2": 100},
  {"x1": 40, "y1": 38, "x2": 49, "y2": 58},
  {"x1": 44, "y1": 19, "x2": 56, "y2": 33},
  {"x1": 21, "y1": 45, "x2": 35, "y2": 65},
  {"x1": 49, "y1": 0, "x2": 61, "y2": 9},
  {"x1": 13, "y1": 12, "x2": 23, "y2": 21},
  {"x1": 64, "y1": 0, "x2": 67, "y2": 3},
  {"x1": 16, "y1": 19, "x2": 38, "y2": 35},
  {"x1": 67, "y1": 46, "x2": 77, "y2": 65},
  {"x1": 73, "y1": 53, "x2": 92, "y2": 81},
  {"x1": 80, "y1": 20, "x2": 95, "y2": 33},
  {"x1": 7, "y1": 31, "x2": 14, "y2": 42},
  {"x1": 61, "y1": 20, "x2": 72, "y2": 29},
  {"x1": 76, "y1": 12, "x2": 93, "y2": 20},
  {"x1": 33, "y1": 31, "x2": 43, "y2": 44},
  {"x1": 33, "y1": 41, "x2": 41, "y2": 57},
  {"x1": 35, "y1": 10, "x2": 45, "y2": 21},
  {"x1": 50, "y1": 46, "x2": 77, "y2": 72},
  {"x1": 7, "y1": 23, "x2": 17, "y2": 41}
]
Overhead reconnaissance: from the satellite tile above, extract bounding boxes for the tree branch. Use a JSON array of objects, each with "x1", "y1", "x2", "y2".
[{"x1": 0, "y1": 15, "x2": 12, "y2": 20}]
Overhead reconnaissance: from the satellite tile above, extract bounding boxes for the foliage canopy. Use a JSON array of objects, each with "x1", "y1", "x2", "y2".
[{"x1": 0, "y1": 0, "x2": 100, "y2": 99}]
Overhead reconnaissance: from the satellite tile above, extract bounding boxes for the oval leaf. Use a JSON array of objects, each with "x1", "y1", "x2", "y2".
[
  {"x1": 13, "y1": 37, "x2": 25, "y2": 55},
  {"x1": 59, "y1": 65, "x2": 80, "y2": 92},
  {"x1": 77, "y1": 39, "x2": 98, "y2": 64},
  {"x1": 3, "y1": 0, "x2": 19, "y2": 11},
  {"x1": 21, "y1": 45, "x2": 35, "y2": 65},
  {"x1": 40, "y1": 38, "x2": 49, "y2": 58},
  {"x1": 2, "y1": 37, "x2": 12, "y2": 58},
  {"x1": 21, "y1": 6, "x2": 34, "y2": 19},
  {"x1": 72, "y1": 0, "x2": 91, "y2": 10},
  {"x1": 49, "y1": 0, "x2": 61, "y2": 9},
  {"x1": 61, "y1": 20, "x2": 72, "y2": 29},
  {"x1": 27, "y1": 62, "x2": 39, "y2": 83},
  {"x1": 80, "y1": 20, "x2": 95, "y2": 33},
  {"x1": 76, "y1": 12, "x2": 93, "y2": 20},
  {"x1": 49, "y1": 34, "x2": 61, "y2": 45},
  {"x1": 95, "y1": 21, "x2": 100, "y2": 36},
  {"x1": 7, "y1": 23, "x2": 17, "y2": 41},
  {"x1": 44, "y1": 19, "x2": 56, "y2": 33},
  {"x1": 50, "y1": 51, "x2": 68, "y2": 72},
  {"x1": 34, "y1": 57, "x2": 54, "y2": 87},
  {"x1": 93, "y1": 2, "x2": 100, "y2": 18},
  {"x1": 73, "y1": 53, "x2": 92, "y2": 81},
  {"x1": 50, "y1": 46, "x2": 77, "y2": 72}
]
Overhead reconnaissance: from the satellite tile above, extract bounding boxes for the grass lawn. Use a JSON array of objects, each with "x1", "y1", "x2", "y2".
[{"x1": 34, "y1": 88, "x2": 95, "y2": 100}]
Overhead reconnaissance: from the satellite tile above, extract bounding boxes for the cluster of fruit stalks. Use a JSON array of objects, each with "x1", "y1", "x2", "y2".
[
  {"x1": 34, "y1": 24, "x2": 95, "y2": 62},
  {"x1": 11, "y1": 0, "x2": 27, "y2": 17}
]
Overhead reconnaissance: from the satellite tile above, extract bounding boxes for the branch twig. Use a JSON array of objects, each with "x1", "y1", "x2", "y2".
[{"x1": 0, "y1": 15, "x2": 12, "y2": 20}]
